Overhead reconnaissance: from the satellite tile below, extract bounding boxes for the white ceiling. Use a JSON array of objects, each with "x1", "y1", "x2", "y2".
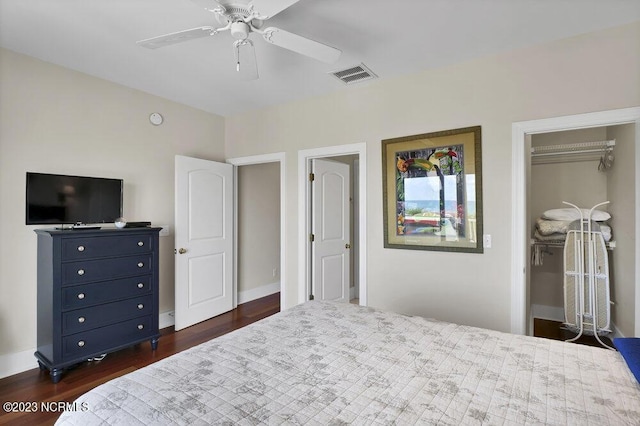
[{"x1": 1, "y1": 0, "x2": 639, "y2": 117}]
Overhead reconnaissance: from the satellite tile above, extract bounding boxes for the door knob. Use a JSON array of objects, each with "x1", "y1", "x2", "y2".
[{"x1": 178, "y1": 248, "x2": 187, "y2": 254}]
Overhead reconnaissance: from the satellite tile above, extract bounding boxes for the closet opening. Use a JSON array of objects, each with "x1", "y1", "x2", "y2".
[{"x1": 527, "y1": 124, "x2": 635, "y2": 343}]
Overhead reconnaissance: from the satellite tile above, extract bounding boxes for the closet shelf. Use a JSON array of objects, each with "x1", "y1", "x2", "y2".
[
  {"x1": 531, "y1": 139, "x2": 615, "y2": 165},
  {"x1": 531, "y1": 239, "x2": 615, "y2": 250}
]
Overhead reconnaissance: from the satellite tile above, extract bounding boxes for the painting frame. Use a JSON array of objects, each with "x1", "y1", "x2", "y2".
[{"x1": 382, "y1": 126, "x2": 483, "y2": 253}]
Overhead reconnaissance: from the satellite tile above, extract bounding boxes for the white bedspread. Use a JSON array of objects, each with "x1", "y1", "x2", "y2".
[{"x1": 57, "y1": 301, "x2": 640, "y2": 425}]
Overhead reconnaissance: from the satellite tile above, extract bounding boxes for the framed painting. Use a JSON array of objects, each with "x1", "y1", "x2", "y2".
[{"x1": 382, "y1": 126, "x2": 483, "y2": 253}]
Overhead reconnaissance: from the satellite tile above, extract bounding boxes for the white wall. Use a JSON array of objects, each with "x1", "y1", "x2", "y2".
[
  {"x1": 0, "y1": 48, "x2": 225, "y2": 362},
  {"x1": 225, "y1": 22, "x2": 640, "y2": 332}
]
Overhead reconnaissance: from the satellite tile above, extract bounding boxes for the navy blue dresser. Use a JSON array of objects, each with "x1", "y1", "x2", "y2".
[{"x1": 34, "y1": 227, "x2": 161, "y2": 383}]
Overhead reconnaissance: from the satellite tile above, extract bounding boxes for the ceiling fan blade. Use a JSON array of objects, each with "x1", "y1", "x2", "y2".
[
  {"x1": 234, "y1": 40, "x2": 259, "y2": 81},
  {"x1": 189, "y1": 0, "x2": 225, "y2": 13},
  {"x1": 137, "y1": 27, "x2": 217, "y2": 49},
  {"x1": 261, "y1": 27, "x2": 341, "y2": 63},
  {"x1": 249, "y1": 0, "x2": 300, "y2": 19}
]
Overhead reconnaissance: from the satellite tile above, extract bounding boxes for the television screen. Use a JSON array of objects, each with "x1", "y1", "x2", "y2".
[{"x1": 26, "y1": 172, "x2": 123, "y2": 225}]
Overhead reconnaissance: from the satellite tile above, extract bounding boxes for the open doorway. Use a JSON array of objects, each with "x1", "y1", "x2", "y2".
[
  {"x1": 511, "y1": 107, "x2": 640, "y2": 337},
  {"x1": 228, "y1": 153, "x2": 286, "y2": 311},
  {"x1": 528, "y1": 125, "x2": 633, "y2": 343},
  {"x1": 237, "y1": 162, "x2": 281, "y2": 304},
  {"x1": 309, "y1": 156, "x2": 357, "y2": 304},
  {"x1": 298, "y1": 143, "x2": 367, "y2": 306}
]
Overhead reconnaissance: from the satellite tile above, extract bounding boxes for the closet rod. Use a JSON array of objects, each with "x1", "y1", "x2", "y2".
[{"x1": 531, "y1": 139, "x2": 615, "y2": 157}]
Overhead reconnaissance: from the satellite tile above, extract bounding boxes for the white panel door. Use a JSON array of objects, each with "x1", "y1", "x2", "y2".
[
  {"x1": 312, "y1": 159, "x2": 350, "y2": 302},
  {"x1": 175, "y1": 155, "x2": 233, "y2": 331}
]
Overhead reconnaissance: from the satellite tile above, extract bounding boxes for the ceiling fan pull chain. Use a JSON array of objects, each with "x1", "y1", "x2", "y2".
[{"x1": 236, "y1": 43, "x2": 241, "y2": 72}]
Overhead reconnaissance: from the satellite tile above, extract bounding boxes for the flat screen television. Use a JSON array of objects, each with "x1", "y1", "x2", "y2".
[{"x1": 26, "y1": 172, "x2": 123, "y2": 225}]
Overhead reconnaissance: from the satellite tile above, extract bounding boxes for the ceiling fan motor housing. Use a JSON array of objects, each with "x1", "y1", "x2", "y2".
[{"x1": 230, "y1": 21, "x2": 250, "y2": 39}]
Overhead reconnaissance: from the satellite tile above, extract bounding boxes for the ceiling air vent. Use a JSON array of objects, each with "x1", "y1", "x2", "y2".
[{"x1": 330, "y1": 63, "x2": 377, "y2": 85}]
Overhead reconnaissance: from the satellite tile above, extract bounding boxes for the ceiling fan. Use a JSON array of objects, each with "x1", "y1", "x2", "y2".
[{"x1": 137, "y1": 0, "x2": 342, "y2": 80}]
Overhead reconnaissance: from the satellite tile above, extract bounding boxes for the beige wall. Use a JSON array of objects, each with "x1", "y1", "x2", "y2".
[
  {"x1": 0, "y1": 48, "x2": 225, "y2": 357},
  {"x1": 607, "y1": 124, "x2": 636, "y2": 337},
  {"x1": 237, "y1": 162, "x2": 280, "y2": 292},
  {"x1": 1, "y1": 21, "x2": 639, "y2": 363},
  {"x1": 225, "y1": 22, "x2": 640, "y2": 332}
]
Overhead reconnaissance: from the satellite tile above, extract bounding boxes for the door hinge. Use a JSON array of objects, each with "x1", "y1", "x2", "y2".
[
  {"x1": 309, "y1": 233, "x2": 315, "y2": 242},
  {"x1": 309, "y1": 172, "x2": 315, "y2": 182},
  {"x1": 309, "y1": 294, "x2": 314, "y2": 300}
]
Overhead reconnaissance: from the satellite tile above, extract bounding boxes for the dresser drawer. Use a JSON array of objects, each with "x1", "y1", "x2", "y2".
[
  {"x1": 62, "y1": 276, "x2": 151, "y2": 309},
  {"x1": 62, "y1": 234, "x2": 153, "y2": 260},
  {"x1": 62, "y1": 316, "x2": 154, "y2": 360},
  {"x1": 61, "y1": 255, "x2": 152, "y2": 285},
  {"x1": 62, "y1": 295, "x2": 153, "y2": 335}
]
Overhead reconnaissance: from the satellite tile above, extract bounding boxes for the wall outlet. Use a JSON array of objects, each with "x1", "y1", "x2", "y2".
[{"x1": 272, "y1": 267, "x2": 277, "y2": 278}]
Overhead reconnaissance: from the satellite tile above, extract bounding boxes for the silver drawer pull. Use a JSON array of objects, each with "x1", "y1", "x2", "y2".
[
  {"x1": 77, "y1": 269, "x2": 85, "y2": 276},
  {"x1": 137, "y1": 241, "x2": 144, "y2": 247},
  {"x1": 78, "y1": 316, "x2": 85, "y2": 323},
  {"x1": 137, "y1": 304, "x2": 144, "y2": 310},
  {"x1": 137, "y1": 262, "x2": 144, "y2": 268},
  {"x1": 77, "y1": 340, "x2": 85, "y2": 347},
  {"x1": 77, "y1": 293, "x2": 85, "y2": 300},
  {"x1": 77, "y1": 245, "x2": 85, "y2": 252},
  {"x1": 137, "y1": 282, "x2": 144, "y2": 289},
  {"x1": 137, "y1": 324, "x2": 144, "y2": 330}
]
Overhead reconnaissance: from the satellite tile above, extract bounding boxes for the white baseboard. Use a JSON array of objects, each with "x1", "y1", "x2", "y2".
[
  {"x1": 1, "y1": 312, "x2": 177, "y2": 380},
  {"x1": 0, "y1": 348, "x2": 38, "y2": 379},
  {"x1": 159, "y1": 310, "x2": 175, "y2": 329},
  {"x1": 237, "y1": 281, "x2": 280, "y2": 305},
  {"x1": 159, "y1": 283, "x2": 281, "y2": 330},
  {"x1": 611, "y1": 322, "x2": 625, "y2": 339}
]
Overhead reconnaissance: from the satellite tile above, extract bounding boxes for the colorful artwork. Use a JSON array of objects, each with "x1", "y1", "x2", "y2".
[
  {"x1": 394, "y1": 145, "x2": 469, "y2": 239},
  {"x1": 382, "y1": 126, "x2": 483, "y2": 253}
]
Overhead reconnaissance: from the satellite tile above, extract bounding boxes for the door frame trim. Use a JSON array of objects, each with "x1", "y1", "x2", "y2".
[
  {"x1": 298, "y1": 143, "x2": 368, "y2": 306},
  {"x1": 227, "y1": 152, "x2": 286, "y2": 311},
  {"x1": 511, "y1": 107, "x2": 640, "y2": 336}
]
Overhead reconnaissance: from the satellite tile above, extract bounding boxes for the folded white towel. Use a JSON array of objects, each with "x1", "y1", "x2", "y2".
[{"x1": 542, "y1": 208, "x2": 610, "y2": 222}]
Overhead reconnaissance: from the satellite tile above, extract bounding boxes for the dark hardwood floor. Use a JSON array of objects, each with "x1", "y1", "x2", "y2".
[
  {"x1": 533, "y1": 317, "x2": 615, "y2": 348},
  {"x1": 0, "y1": 293, "x2": 280, "y2": 426}
]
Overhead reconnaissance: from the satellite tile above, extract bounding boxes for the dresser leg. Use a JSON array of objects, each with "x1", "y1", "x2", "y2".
[
  {"x1": 37, "y1": 360, "x2": 47, "y2": 371},
  {"x1": 50, "y1": 368, "x2": 63, "y2": 384},
  {"x1": 151, "y1": 337, "x2": 159, "y2": 350}
]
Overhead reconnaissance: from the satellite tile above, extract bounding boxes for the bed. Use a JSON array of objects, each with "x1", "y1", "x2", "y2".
[{"x1": 56, "y1": 300, "x2": 640, "y2": 425}]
